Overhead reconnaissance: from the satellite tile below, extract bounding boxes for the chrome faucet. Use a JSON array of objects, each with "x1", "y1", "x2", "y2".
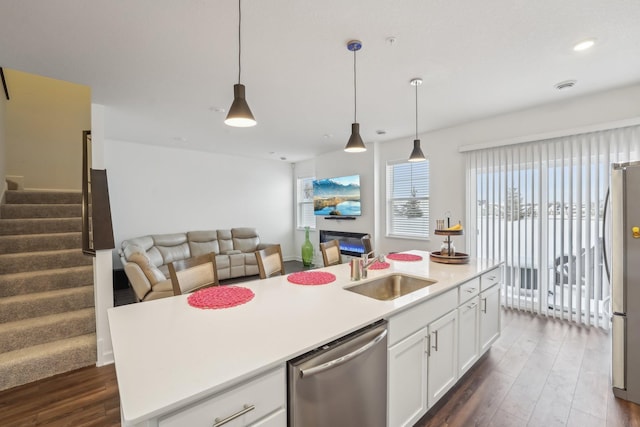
[{"x1": 361, "y1": 251, "x2": 383, "y2": 279}]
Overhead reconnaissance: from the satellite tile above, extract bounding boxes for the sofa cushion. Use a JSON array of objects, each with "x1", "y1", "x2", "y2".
[
  {"x1": 188, "y1": 230, "x2": 220, "y2": 256},
  {"x1": 232, "y1": 228, "x2": 260, "y2": 253},
  {"x1": 153, "y1": 233, "x2": 190, "y2": 265},
  {"x1": 122, "y1": 236, "x2": 164, "y2": 268},
  {"x1": 128, "y1": 252, "x2": 166, "y2": 285},
  {"x1": 217, "y1": 230, "x2": 234, "y2": 253}
]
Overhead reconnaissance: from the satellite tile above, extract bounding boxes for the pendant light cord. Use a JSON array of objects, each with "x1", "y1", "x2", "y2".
[
  {"x1": 353, "y1": 49, "x2": 357, "y2": 122},
  {"x1": 415, "y1": 82, "x2": 418, "y2": 139},
  {"x1": 237, "y1": 0, "x2": 242, "y2": 84}
]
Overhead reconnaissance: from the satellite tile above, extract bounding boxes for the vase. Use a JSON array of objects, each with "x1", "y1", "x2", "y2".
[{"x1": 301, "y1": 226, "x2": 314, "y2": 267}]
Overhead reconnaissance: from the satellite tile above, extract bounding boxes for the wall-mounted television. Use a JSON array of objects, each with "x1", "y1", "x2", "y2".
[{"x1": 313, "y1": 174, "x2": 361, "y2": 216}]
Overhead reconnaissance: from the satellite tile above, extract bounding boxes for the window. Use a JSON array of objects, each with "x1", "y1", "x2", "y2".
[
  {"x1": 386, "y1": 160, "x2": 430, "y2": 238},
  {"x1": 297, "y1": 177, "x2": 316, "y2": 229}
]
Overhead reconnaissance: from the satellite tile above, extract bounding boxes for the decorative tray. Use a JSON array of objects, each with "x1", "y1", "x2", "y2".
[
  {"x1": 429, "y1": 251, "x2": 470, "y2": 264},
  {"x1": 434, "y1": 229, "x2": 464, "y2": 236}
]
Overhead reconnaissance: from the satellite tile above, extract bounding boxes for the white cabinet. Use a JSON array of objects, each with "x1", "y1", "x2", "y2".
[
  {"x1": 158, "y1": 368, "x2": 285, "y2": 427},
  {"x1": 457, "y1": 296, "x2": 479, "y2": 376},
  {"x1": 387, "y1": 266, "x2": 501, "y2": 426},
  {"x1": 387, "y1": 327, "x2": 428, "y2": 427},
  {"x1": 479, "y1": 283, "x2": 501, "y2": 353},
  {"x1": 427, "y1": 309, "x2": 458, "y2": 407}
]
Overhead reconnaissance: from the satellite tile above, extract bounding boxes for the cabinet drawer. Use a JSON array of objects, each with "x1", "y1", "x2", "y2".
[
  {"x1": 458, "y1": 278, "x2": 480, "y2": 304},
  {"x1": 480, "y1": 267, "x2": 501, "y2": 291},
  {"x1": 388, "y1": 288, "x2": 457, "y2": 346},
  {"x1": 159, "y1": 367, "x2": 285, "y2": 427}
]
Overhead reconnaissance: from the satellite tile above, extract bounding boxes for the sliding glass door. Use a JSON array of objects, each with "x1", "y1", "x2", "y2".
[{"x1": 466, "y1": 125, "x2": 640, "y2": 328}]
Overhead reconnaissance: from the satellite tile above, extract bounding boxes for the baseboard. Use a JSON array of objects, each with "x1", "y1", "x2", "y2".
[{"x1": 97, "y1": 338, "x2": 115, "y2": 366}]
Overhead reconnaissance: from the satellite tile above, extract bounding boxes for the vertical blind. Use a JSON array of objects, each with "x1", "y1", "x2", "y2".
[
  {"x1": 386, "y1": 160, "x2": 430, "y2": 238},
  {"x1": 466, "y1": 125, "x2": 640, "y2": 328}
]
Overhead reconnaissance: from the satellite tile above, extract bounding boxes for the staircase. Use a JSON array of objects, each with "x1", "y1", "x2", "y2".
[{"x1": 0, "y1": 190, "x2": 96, "y2": 391}]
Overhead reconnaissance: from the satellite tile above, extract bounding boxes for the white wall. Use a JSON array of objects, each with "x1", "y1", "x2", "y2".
[
  {"x1": 104, "y1": 139, "x2": 294, "y2": 265},
  {"x1": 90, "y1": 104, "x2": 114, "y2": 366},
  {"x1": 376, "y1": 83, "x2": 640, "y2": 255},
  {"x1": 4, "y1": 69, "x2": 90, "y2": 191}
]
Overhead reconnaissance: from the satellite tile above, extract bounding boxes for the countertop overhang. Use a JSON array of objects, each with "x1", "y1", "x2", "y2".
[{"x1": 108, "y1": 250, "x2": 500, "y2": 425}]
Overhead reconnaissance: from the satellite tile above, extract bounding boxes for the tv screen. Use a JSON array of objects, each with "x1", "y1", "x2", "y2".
[{"x1": 313, "y1": 174, "x2": 361, "y2": 216}]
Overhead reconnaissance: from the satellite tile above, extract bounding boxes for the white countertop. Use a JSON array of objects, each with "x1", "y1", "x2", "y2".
[{"x1": 108, "y1": 250, "x2": 500, "y2": 425}]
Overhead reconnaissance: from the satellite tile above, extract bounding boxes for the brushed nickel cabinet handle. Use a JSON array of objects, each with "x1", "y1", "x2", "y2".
[
  {"x1": 482, "y1": 298, "x2": 487, "y2": 313},
  {"x1": 432, "y1": 330, "x2": 439, "y2": 352},
  {"x1": 213, "y1": 404, "x2": 255, "y2": 427}
]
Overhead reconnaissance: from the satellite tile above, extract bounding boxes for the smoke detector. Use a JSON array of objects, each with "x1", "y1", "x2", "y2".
[{"x1": 555, "y1": 80, "x2": 577, "y2": 91}]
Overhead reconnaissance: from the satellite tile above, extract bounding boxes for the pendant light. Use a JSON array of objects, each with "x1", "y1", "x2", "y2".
[
  {"x1": 344, "y1": 40, "x2": 366, "y2": 153},
  {"x1": 225, "y1": 0, "x2": 256, "y2": 127},
  {"x1": 408, "y1": 78, "x2": 426, "y2": 162}
]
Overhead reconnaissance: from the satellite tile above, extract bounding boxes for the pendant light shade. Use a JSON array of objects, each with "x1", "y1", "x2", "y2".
[
  {"x1": 344, "y1": 40, "x2": 366, "y2": 153},
  {"x1": 345, "y1": 123, "x2": 366, "y2": 153},
  {"x1": 408, "y1": 78, "x2": 426, "y2": 162},
  {"x1": 225, "y1": 0, "x2": 256, "y2": 127},
  {"x1": 225, "y1": 84, "x2": 256, "y2": 127},
  {"x1": 409, "y1": 139, "x2": 426, "y2": 162}
]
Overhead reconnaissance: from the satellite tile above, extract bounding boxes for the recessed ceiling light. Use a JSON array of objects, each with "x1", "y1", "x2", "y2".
[
  {"x1": 555, "y1": 80, "x2": 577, "y2": 91},
  {"x1": 573, "y1": 39, "x2": 595, "y2": 51}
]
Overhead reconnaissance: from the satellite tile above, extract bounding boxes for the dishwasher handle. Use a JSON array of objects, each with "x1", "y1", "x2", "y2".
[{"x1": 299, "y1": 329, "x2": 388, "y2": 378}]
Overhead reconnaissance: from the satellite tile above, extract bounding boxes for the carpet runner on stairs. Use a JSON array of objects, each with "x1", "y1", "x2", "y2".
[{"x1": 0, "y1": 190, "x2": 96, "y2": 391}]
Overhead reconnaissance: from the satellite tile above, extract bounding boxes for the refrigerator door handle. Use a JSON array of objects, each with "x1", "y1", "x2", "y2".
[
  {"x1": 602, "y1": 295, "x2": 611, "y2": 320},
  {"x1": 611, "y1": 166, "x2": 626, "y2": 314}
]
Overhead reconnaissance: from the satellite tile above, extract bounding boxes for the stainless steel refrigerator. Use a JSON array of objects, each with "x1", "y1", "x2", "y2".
[{"x1": 611, "y1": 160, "x2": 640, "y2": 404}]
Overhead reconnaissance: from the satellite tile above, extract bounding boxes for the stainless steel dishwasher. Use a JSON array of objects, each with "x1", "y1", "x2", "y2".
[{"x1": 287, "y1": 320, "x2": 388, "y2": 427}]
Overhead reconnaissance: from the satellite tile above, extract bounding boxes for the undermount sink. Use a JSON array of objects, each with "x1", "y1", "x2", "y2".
[{"x1": 344, "y1": 274, "x2": 438, "y2": 301}]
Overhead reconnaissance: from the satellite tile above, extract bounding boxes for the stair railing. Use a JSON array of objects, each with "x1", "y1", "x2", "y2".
[
  {"x1": 82, "y1": 130, "x2": 115, "y2": 256},
  {"x1": 1, "y1": 67, "x2": 9, "y2": 100}
]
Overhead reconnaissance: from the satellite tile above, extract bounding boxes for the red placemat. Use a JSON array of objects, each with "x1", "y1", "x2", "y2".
[
  {"x1": 187, "y1": 286, "x2": 254, "y2": 309},
  {"x1": 368, "y1": 261, "x2": 390, "y2": 270},
  {"x1": 287, "y1": 271, "x2": 336, "y2": 285},
  {"x1": 387, "y1": 253, "x2": 423, "y2": 262}
]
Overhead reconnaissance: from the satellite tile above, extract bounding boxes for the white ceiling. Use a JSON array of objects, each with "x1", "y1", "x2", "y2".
[{"x1": 1, "y1": 0, "x2": 640, "y2": 163}]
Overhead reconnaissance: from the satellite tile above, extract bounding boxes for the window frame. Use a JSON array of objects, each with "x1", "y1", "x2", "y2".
[{"x1": 386, "y1": 159, "x2": 430, "y2": 240}]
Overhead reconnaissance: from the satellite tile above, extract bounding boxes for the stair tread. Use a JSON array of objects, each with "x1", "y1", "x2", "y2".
[
  {"x1": 0, "y1": 333, "x2": 95, "y2": 364},
  {"x1": 0, "y1": 286, "x2": 94, "y2": 305},
  {"x1": 0, "y1": 218, "x2": 81, "y2": 223},
  {"x1": 4, "y1": 190, "x2": 83, "y2": 205},
  {"x1": 0, "y1": 308, "x2": 94, "y2": 335},
  {"x1": 0, "y1": 265, "x2": 93, "y2": 281},
  {"x1": 0, "y1": 247, "x2": 87, "y2": 258},
  {"x1": 0, "y1": 231, "x2": 81, "y2": 239},
  {"x1": 1, "y1": 203, "x2": 81, "y2": 207}
]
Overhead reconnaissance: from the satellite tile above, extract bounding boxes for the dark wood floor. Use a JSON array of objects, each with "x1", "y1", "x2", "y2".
[
  {"x1": 0, "y1": 363, "x2": 120, "y2": 426},
  {"x1": 1, "y1": 308, "x2": 638, "y2": 426},
  {"x1": 417, "y1": 309, "x2": 640, "y2": 427}
]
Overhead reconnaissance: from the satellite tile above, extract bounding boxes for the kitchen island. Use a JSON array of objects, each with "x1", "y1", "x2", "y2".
[{"x1": 108, "y1": 250, "x2": 501, "y2": 426}]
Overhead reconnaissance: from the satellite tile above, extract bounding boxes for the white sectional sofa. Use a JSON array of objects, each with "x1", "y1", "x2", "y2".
[{"x1": 119, "y1": 228, "x2": 274, "y2": 302}]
